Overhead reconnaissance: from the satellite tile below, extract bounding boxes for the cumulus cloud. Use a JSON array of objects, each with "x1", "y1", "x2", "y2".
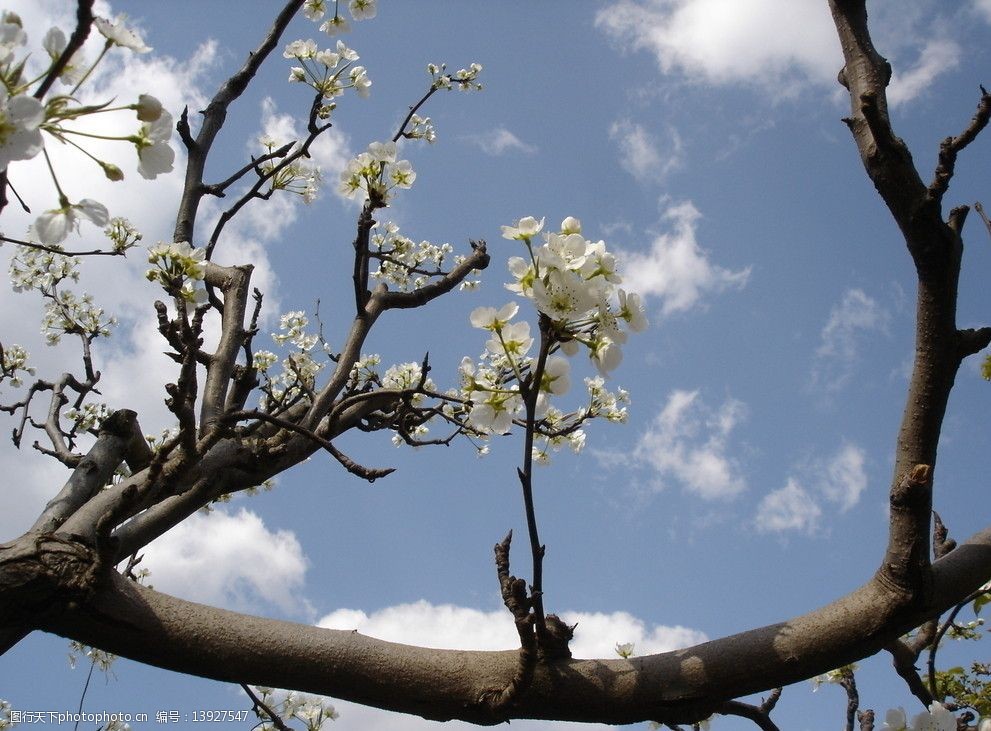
[
  {"x1": 316, "y1": 600, "x2": 707, "y2": 730},
  {"x1": 754, "y1": 442, "x2": 868, "y2": 534},
  {"x1": 609, "y1": 119, "x2": 682, "y2": 183},
  {"x1": 468, "y1": 127, "x2": 537, "y2": 156},
  {"x1": 631, "y1": 389, "x2": 747, "y2": 499},
  {"x1": 755, "y1": 478, "x2": 822, "y2": 534},
  {"x1": 140, "y1": 507, "x2": 311, "y2": 616},
  {"x1": 319, "y1": 600, "x2": 706, "y2": 657},
  {"x1": 818, "y1": 442, "x2": 868, "y2": 512},
  {"x1": 811, "y1": 289, "x2": 890, "y2": 393},
  {"x1": 887, "y1": 38, "x2": 961, "y2": 107},
  {"x1": 596, "y1": 0, "x2": 960, "y2": 104},
  {"x1": 617, "y1": 201, "x2": 750, "y2": 316},
  {"x1": 595, "y1": 0, "x2": 839, "y2": 96}
]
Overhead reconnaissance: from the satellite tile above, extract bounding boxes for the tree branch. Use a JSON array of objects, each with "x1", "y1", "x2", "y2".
[{"x1": 19, "y1": 525, "x2": 990, "y2": 726}]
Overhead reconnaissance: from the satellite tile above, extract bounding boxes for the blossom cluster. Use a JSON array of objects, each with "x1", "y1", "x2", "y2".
[
  {"x1": 9, "y1": 244, "x2": 115, "y2": 345},
  {"x1": 0, "y1": 342, "x2": 34, "y2": 387},
  {"x1": 283, "y1": 37, "x2": 370, "y2": 117},
  {"x1": 427, "y1": 62, "x2": 484, "y2": 92},
  {"x1": 0, "y1": 12, "x2": 173, "y2": 244},
  {"x1": 339, "y1": 141, "x2": 415, "y2": 204},
  {"x1": 255, "y1": 311, "x2": 334, "y2": 412},
  {"x1": 146, "y1": 241, "x2": 207, "y2": 303},
  {"x1": 882, "y1": 703, "x2": 960, "y2": 731},
  {"x1": 249, "y1": 686, "x2": 338, "y2": 731},
  {"x1": 369, "y1": 221, "x2": 454, "y2": 291},
  {"x1": 429, "y1": 216, "x2": 643, "y2": 460},
  {"x1": 302, "y1": 0, "x2": 377, "y2": 35},
  {"x1": 258, "y1": 134, "x2": 321, "y2": 203}
]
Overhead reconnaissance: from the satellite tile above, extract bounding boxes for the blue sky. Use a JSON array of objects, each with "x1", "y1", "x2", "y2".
[{"x1": 2, "y1": 1, "x2": 991, "y2": 730}]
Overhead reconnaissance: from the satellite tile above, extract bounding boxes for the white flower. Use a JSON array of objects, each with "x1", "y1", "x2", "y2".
[
  {"x1": 367, "y1": 141, "x2": 396, "y2": 163},
  {"x1": 42, "y1": 27, "x2": 86, "y2": 84},
  {"x1": 350, "y1": 65, "x2": 372, "y2": 97},
  {"x1": 34, "y1": 199, "x2": 109, "y2": 245},
  {"x1": 590, "y1": 336, "x2": 622, "y2": 376},
  {"x1": 135, "y1": 110, "x2": 175, "y2": 179},
  {"x1": 303, "y1": 0, "x2": 327, "y2": 21},
  {"x1": 0, "y1": 14, "x2": 26, "y2": 65},
  {"x1": 135, "y1": 94, "x2": 164, "y2": 122},
  {"x1": 320, "y1": 14, "x2": 350, "y2": 35},
  {"x1": 883, "y1": 708, "x2": 908, "y2": 731},
  {"x1": 94, "y1": 16, "x2": 151, "y2": 52},
  {"x1": 284, "y1": 38, "x2": 317, "y2": 59},
  {"x1": 470, "y1": 302, "x2": 519, "y2": 331},
  {"x1": 910, "y1": 703, "x2": 955, "y2": 731},
  {"x1": 349, "y1": 0, "x2": 377, "y2": 20},
  {"x1": 487, "y1": 320, "x2": 532, "y2": 358},
  {"x1": 617, "y1": 289, "x2": 648, "y2": 332},
  {"x1": 501, "y1": 216, "x2": 544, "y2": 241},
  {"x1": 388, "y1": 159, "x2": 415, "y2": 189},
  {"x1": 531, "y1": 269, "x2": 599, "y2": 320},
  {"x1": 615, "y1": 642, "x2": 635, "y2": 658},
  {"x1": 560, "y1": 216, "x2": 582, "y2": 235},
  {"x1": 0, "y1": 88, "x2": 44, "y2": 171},
  {"x1": 468, "y1": 390, "x2": 522, "y2": 435},
  {"x1": 540, "y1": 356, "x2": 571, "y2": 395}
]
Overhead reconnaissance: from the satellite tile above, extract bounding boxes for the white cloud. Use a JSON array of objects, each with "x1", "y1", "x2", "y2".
[
  {"x1": 468, "y1": 127, "x2": 537, "y2": 156},
  {"x1": 317, "y1": 600, "x2": 707, "y2": 731},
  {"x1": 754, "y1": 442, "x2": 868, "y2": 534},
  {"x1": 617, "y1": 201, "x2": 750, "y2": 316},
  {"x1": 609, "y1": 119, "x2": 682, "y2": 183},
  {"x1": 811, "y1": 288, "x2": 890, "y2": 392},
  {"x1": 596, "y1": 0, "x2": 961, "y2": 104},
  {"x1": 140, "y1": 507, "x2": 311, "y2": 617},
  {"x1": 595, "y1": 0, "x2": 839, "y2": 96},
  {"x1": 755, "y1": 478, "x2": 822, "y2": 534},
  {"x1": 976, "y1": 0, "x2": 991, "y2": 22},
  {"x1": 887, "y1": 38, "x2": 961, "y2": 107},
  {"x1": 818, "y1": 442, "x2": 868, "y2": 512},
  {"x1": 318, "y1": 600, "x2": 707, "y2": 657},
  {"x1": 632, "y1": 389, "x2": 747, "y2": 499}
]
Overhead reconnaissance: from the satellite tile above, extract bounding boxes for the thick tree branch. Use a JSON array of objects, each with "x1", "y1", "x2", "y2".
[
  {"x1": 29, "y1": 410, "x2": 146, "y2": 535},
  {"x1": 11, "y1": 526, "x2": 986, "y2": 725},
  {"x1": 199, "y1": 262, "x2": 254, "y2": 435}
]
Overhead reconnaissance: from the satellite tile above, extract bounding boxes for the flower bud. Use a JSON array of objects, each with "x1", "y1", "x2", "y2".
[{"x1": 135, "y1": 94, "x2": 163, "y2": 122}]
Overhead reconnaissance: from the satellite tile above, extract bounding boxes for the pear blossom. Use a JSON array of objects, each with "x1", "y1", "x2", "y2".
[
  {"x1": 94, "y1": 16, "x2": 151, "y2": 52},
  {"x1": 0, "y1": 88, "x2": 44, "y2": 171},
  {"x1": 135, "y1": 94, "x2": 164, "y2": 122},
  {"x1": 531, "y1": 269, "x2": 599, "y2": 320},
  {"x1": 470, "y1": 302, "x2": 519, "y2": 331},
  {"x1": 589, "y1": 335, "x2": 623, "y2": 376},
  {"x1": 302, "y1": 0, "x2": 328, "y2": 21},
  {"x1": 883, "y1": 708, "x2": 908, "y2": 731},
  {"x1": 134, "y1": 110, "x2": 175, "y2": 179},
  {"x1": 320, "y1": 14, "x2": 350, "y2": 35},
  {"x1": 42, "y1": 27, "x2": 86, "y2": 84},
  {"x1": 501, "y1": 216, "x2": 544, "y2": 241},
  {"x1": 367, "y1": 141, "x2": 396, "y2": 163},
  {"x1": 617, "y1": 289, "x2": 648, "y2": 332},
  {"x1": 0, "y1": 13, "x2": 26, "y2": 65},
  {"x1": 350, "y1": 65, "x2": 372, "y2": 97},
  {"x1": 560, "y1": 216, "x2": 582, "y2": 235},
  {"x1": 468, "y1": 389, "x2": 522, "y2": 435},
  {"x1": 349, "y1": 0, "x2": 377, "y2": 21},
  {"x1": 34, "y1": 199, "x2": 109, "y2": 245},
  {"x1": 487, "y1": 320, "x2": 532, "y2": 358},
  {"x1": 284, "y1": 38, "x2": 317, "y2": 59},
  {"x1": 539, "y1": 356, "x2": 571, "y2": 395}
]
